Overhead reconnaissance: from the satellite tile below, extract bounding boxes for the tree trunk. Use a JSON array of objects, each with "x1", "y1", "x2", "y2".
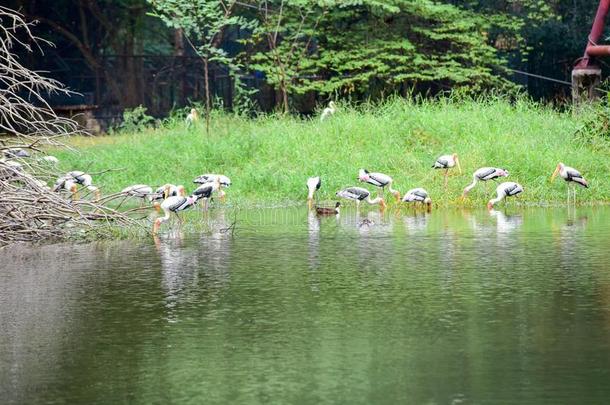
[{"x1": 204, "y1": 57, "x2": 211, "y2": 135}]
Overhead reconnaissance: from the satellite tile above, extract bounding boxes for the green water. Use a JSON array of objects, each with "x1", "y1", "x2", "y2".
[{"x1": 1, "y1": 207, "x2": 610, "y2": 404}]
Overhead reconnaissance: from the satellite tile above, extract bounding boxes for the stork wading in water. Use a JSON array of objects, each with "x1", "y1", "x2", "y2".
[
  {"x1": 316, "y1": 202, "x2": 340, "y2": 216},
  {"x1": 194, "y1": 174, "x2": 231, "y2": 202},
  {"x1": 462, "y1": 167, "x2": 509, "y2": 199},
  {"x1": 186, "y1": 108, "x2": 199, "y2": 127},
  {"x1": 551, "y1": 162, "x2": 588, "y2": 204},
  {"x1": 153, "y1": 194, "x2": 200, "y2": 234},
  {"x1": 193, "y1": 177, "x2": 221, "y2": 210},
  {"x1": 433, "y1": 153, "x2": 462, "y2": 188},
  {"x1": 358, "y1": 169, "x2": 401, "y2": 202},
  {"x1": 306, "y1": 176, "x2": 321, "y2": 209},
  {"x1": 487, "y1": 182, "x2": 523, "y2": 210},
  {"x1": 320, "y1": 101, "x2": 336, "y2": 121},
  {"x1": 153, "y1": 184, "x2": 186, "y2": 201},
  {"x1": 336, "y1": 186, "x2": 386, "y2": 210},
  {"x1": 122, "y1": 184, "x2": 154, "y2": 204},
  {"x1": 402, "y1": 188, "x2": 432, "y2": 212},
  {"x1": 53, "y1": 171, "x2": 100, "y2": 201}
]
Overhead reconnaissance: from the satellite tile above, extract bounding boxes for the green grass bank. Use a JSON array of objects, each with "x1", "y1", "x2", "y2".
[{"x1": 55, "y1": 98, "x2": 610, "y2": 207}]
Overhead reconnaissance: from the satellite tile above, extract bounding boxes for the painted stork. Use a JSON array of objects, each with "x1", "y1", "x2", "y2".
[
  {"x1": 336, "y1": 186, "x2": 386, "y2": 209},
  {"x1": 316, "y1": 202, "x2": 340, "y2": 216},
  {"x1": 306, "y1": 176, "x2": 321, "y2": 209},
  {"x1": 433, "y1": 153, "x2": 462, "y2": 188},
  {"x1": 551, "y1": 162, "x2": 588, "y2": 204},
  {"x1": 487, "y1": 182, "x2": 523, "y2": 210},
  {"x1": 3, "y1": 148, "x2": 30, "y2": 158},
  {"x1": 462, "y1": 167, "x2": 509, "y2": 198},
  {"x1": 193, "y1": 174, "x2": 230, "y2": 202},
  {"x1": 40, "y1": 156, "x2": 59, "y2": 164},
  {"x1": 153, "y1": 184, "x2": 186, "y2": 201},
  {"x1": 153, "y1": 194, "x2": 200, "y2": 234},
  {"x1": 122, "y1": 184, "x2": 154, "y2": 202},
  {"x1": 358, "y1": 169, "x2": 401, "y2": 202},
  {"x1": 186, "y1": 108, "x2": 199, "y2": 127},
  {"x1": 193, "y1": 177, "x2": 221, "y2": 210},
  {"x1": 320, "y1": 101, "x2": 336, "y2": 121},
  {"x1": 402, "y1": 188, "x2": 432, "y2": 211},
  {"x1": 53, "y1": 171, "x2": 100, "y2": 201}
]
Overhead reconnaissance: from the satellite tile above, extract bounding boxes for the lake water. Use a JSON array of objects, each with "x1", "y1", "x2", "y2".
[{"x1": 1, "y1": 207, "x2": 609, "y2": 404}]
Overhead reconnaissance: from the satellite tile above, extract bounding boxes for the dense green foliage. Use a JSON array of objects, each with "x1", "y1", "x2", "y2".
[
  {"x1": 54, "y1": 98, "x2": 609, "y2": 207},
  {"x1": 8, "y1": 0, "x2": 602, "y2": 112}
]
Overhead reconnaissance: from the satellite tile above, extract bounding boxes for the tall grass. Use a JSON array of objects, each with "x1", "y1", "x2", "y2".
[{"x1": 54, "y1": 97, "x2": 610, "y2": 207}]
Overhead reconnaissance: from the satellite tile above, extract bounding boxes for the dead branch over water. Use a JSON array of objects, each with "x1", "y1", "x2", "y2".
[{"x1": 0, "y1": 6, "x2": 145, "y2": 247}]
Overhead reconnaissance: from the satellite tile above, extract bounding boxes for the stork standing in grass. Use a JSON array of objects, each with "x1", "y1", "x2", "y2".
[
  {"x1": 402, "y1": 188, "x2": 432, "y2": 212},
  {"x1": 194, "y1": 174, "x2": 231, "y2": 202},
  {"x1": 320, "y1": 101, "x2": 336, "y2": 121},
  {"x1": 153, "y1": 194, "x2": 200, "y2": 234},
  {"x1": 551, "y1": 162, "x2": 588, "y2": 204},
  {"x1": 53, "y1": 171, "x2": 100, "y2": 201},
  {"x1": 306, "y1": 176, "x2": 321, "y2": 209},
  {"x1": 186, "y1": 108, "x2": 199, "y2": 127},
  {"x1": 487, "y1": 182, "x2": 523, "y2": 210},
  {"x1": 358, "y1": 169, "x2": 401, "y2": 202},
  {"x1": 462, "y1": 167, "x2": 509, "y2": 199},
  {"x1": 433, "y1": 153, "x2": 461, "y2": 188},
  {"x1": 336, "y1": 186, "x2": 386, "y2": 210}
]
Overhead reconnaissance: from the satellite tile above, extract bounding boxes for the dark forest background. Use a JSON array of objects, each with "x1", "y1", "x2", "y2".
[{"x1": 5, "y1": 0, "x2": 609, "y2": 117}]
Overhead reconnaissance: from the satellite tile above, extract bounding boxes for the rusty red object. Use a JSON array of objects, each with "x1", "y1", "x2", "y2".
[{"x1": 575, "y1": 0, "x2": 610, "y2": 69}]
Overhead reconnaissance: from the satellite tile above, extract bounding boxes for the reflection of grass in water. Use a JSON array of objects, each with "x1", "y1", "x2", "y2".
[{"x1": 54, "y1": 97, "x2": 610, "y2": 208}]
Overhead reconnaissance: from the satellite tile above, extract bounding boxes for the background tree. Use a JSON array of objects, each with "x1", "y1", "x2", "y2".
[{"x1": 149, "y1": 0, "x2": 256, "y2": 132}]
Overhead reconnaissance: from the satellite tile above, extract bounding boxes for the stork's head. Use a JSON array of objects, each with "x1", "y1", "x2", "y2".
[
  {"x1": 153, "y1": 202, "x2": 161, "y2": 213},
  {"x1": 177, "y1": 185, "x2": 186, "y2": 196},
  {"x1": 358, "y1": 169, "x2": 369, "y2": 182},
  {"x1": 163, "y1": 184, "x2": 171, "y2": 199},
  {"x1": 499, "y1": 168, "x2": 509, "y2": 177},
  {"x1": 551, "y1": 163, "x2": 563, "y2": 182},
  {"x1": 487, "y1": 201, "x2": 494, "y2": 211},
  {"x1": 425, "y1": 198, "x2": 432, "y2": 212}
]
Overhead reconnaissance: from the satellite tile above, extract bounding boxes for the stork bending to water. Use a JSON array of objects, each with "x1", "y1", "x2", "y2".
[
  {"x1": 153, "y1": 194, "x2": 200, "y2": 234},
  {"x1": 402, "y1": 188, "x2": 432, "y2": 212},
  {"x1": 306, "y1": 176, "x2": 321, "y2": 209},
  {"x1": 487, "y1": 182, "x2": 523, "y2": 210},
  {"x1": 53, "y1": 171, "x2": 100, "y2": 201},
  {"x1": 462, "y1": 167, "x2": 509, "y2": 198},
  {"x1": 358, "y1": 169, "x2": 400, "y2": 202},
  {"x1": 336, "y1": 187, "x2": 386, "y2": 210},
  {"x1": 193, "y1": 177, "x2": 221, "y2": 210}
]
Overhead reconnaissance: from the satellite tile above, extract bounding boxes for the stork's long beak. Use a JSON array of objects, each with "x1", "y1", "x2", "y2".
[
  {"x1": 153, "y1": 202, "x2": 161, "y2": 213},
  {"x1": 163, "y1": 185, "x2": 170, "y2": 199},
  {"x1": 550, "y1": 166, "x2": 559, "y2": 182},
  {"x1": 94, "y1": 190, "x2": 101, "y2": 201},
  {"x1": 307, "y1": 198, "x2": 313, "y2": 210},
  {"x1": 152, "y1": 219, "x2": 161, "y2": 235},
  {"x1": 487, "y1": 201, "x2": 494, "y2": 211},
  {"x1": 379, "y1": 199, "x2": 387, "y2": 210},
  {"x1": 70, "y1": 185, "x2": 79, "y2": 201},
  {"x1": 455, "y1": 156, "x2": 462, "y2": 174}
]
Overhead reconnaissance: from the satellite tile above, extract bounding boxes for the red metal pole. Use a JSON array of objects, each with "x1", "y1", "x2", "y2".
[{"x1": 575, "y1": 0, "x2": 610, "y2": 69}]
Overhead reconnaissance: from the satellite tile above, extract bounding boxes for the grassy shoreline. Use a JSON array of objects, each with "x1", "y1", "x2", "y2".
[{"x1": 54, "y1": 98, "x2": 610, "y2": 208}]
